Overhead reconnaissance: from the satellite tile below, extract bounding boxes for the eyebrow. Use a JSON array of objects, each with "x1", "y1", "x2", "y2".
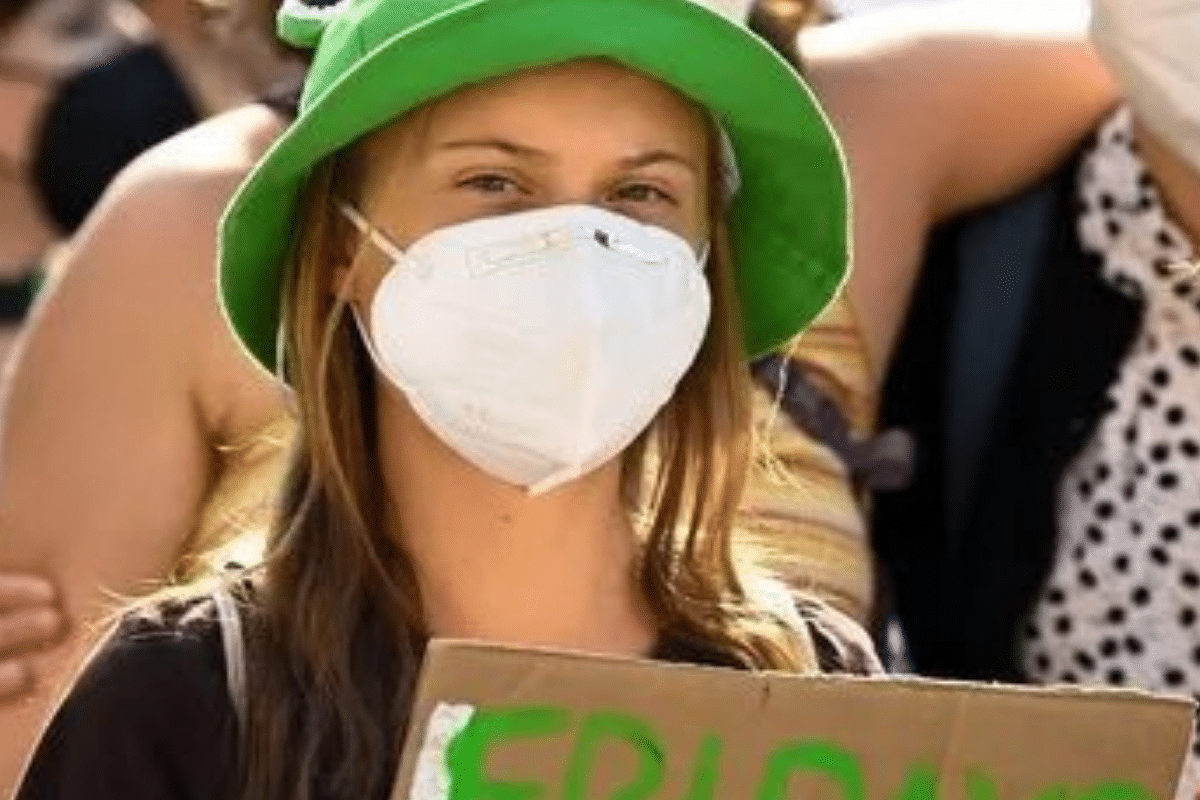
[
  {"x1": 437, "y1": 139, "x2": 700, "y2": 176},
  {"x1": 438, "y1": 138, "x2": 550, "y2": 158},
  {"x1": 618, "y1": 150, "x2": 700, "y2": 177}
]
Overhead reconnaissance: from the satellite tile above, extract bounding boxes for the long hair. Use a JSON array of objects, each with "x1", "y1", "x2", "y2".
[{"x1": 236, "y1": 103, "x2": 818, "y2": 800}]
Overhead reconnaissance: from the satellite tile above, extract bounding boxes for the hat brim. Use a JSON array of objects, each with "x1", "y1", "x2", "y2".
[{"x1": 219, "y1": 0, "x2": 849, "y2": 371}]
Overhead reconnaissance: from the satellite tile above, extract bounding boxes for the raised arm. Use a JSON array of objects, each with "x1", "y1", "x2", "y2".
[
  {"x1": 0, "y1": 105, "x2": 285, "y2": 795},
  {"x1": 802, "y1": 0, "x2": 1118, "y2": 375}
]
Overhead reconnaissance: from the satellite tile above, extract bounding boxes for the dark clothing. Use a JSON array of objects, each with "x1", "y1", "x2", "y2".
[
  {"x1": 16, "y1": 592, "x2": 875, "y2": 800},
  {"x1": 32, "y1": 43, "x2": 199, "y2": 233},
  {"x1": 873, "y1": 140, "x2": 1141, "y2": 680},
  {"x1": 17, "y1": 612, "x2": 238, "y2": 800},
  {"x1": 0, "y1": 44, "x2": 199, "y2": 323}
]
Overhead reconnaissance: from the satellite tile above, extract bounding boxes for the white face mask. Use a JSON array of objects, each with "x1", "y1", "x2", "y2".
[
  {"x1": 341, "y1": 203, "x2": 712, "y2": 495},
  {"x1": 1092, "y1": 0, "x2": 1200, "y2": 177}
]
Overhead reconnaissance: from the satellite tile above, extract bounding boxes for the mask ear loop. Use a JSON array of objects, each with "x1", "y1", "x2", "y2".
[
  {"x1": 338, "y1": 201, "x2": 407, "y2": 262},
  {"x1": 269, "y1": 200, "x2": 396, "y2": 388},
  {"x1": 334, "y1": 200, "x2": 411, "y2": 383}
]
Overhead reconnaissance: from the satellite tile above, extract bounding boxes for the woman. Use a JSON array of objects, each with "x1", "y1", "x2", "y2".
[
  {"x1": 1003, "y1": 0, "x2": 1200, "y2": 786},
  {"x1": 14, "y1": 0, "x2": 876, "y2": 796},
  {"x1": 869, "y1": 0, "x2": 1200, "y2": 789},
  {"x1": 0, "y1": 0, "x2": 1116, "y2": 790}
]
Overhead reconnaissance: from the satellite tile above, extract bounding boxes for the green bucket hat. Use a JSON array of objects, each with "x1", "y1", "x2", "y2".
[{"x1": 218, "y1": 0, "x2": 850, "y2": 372}]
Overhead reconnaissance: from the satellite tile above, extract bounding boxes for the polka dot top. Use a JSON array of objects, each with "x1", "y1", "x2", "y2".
[{"x1": 1021, "y1": 107, "x2": 1200, "y2": 789}]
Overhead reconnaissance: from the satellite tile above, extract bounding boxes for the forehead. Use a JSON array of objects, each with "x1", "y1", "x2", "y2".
[
  {"x1": 432, "y1": 59, "x2": 704, "y2": 126},
  {"x1": 359, "y1": 58, "x2": 710, "y2": 160}
]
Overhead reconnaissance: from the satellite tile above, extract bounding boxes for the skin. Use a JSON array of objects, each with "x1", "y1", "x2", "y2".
[
  {"x1": 801, "y1": 0, "x2": 1116, "y2": 371},
  {"x1": 0, "y1": 1, "x2": 1119, "y2": 791},
  {"x1": 0, "y1": 578, "x2": 56, "y2": 702},
  {"x1": 0, "y1": 0, "x2": 299, "y2": 708},
  {"x1": 340, "y1": 60, "x2": 711, "y2": 653},
  {"x1": 0, "y1": 0, "x2": 158, "y2": 707},
  {"x1": 138, "y1": 0, "x2": 306, "y2": 115},
  {"x1": 0, "y1": 104, "x2": 289, "y2": 793}
]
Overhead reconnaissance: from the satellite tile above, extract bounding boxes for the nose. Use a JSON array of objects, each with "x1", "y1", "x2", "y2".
[{"x1": 535, "y1": 170, "x2": 617, "y2": 212}]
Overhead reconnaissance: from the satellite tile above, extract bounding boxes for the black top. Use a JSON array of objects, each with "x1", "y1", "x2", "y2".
[
  {"x1": 17, "y1": 612, "x2": 238, "y2": 800},
  {"x1": 16, "y1": 593, "x2": 876, "y2": 800},
  {"x1": 32, "y1": 43, "x2": 199, "y2": 233}
]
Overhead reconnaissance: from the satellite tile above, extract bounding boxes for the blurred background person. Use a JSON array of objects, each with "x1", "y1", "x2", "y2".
[
  {"x1": 137, "y1": 0, "x2": 303, "y2": 114},
  {"x1": 1027, "y1": 0, "x2": 1200, "y2": 787},
  {"x1": 0, "y1": 0, "x2": 199, "y2": 351},
  {"x1": 872, "y1": 8, "x2": 1200, "y2": 784},
  {"x1": 0, "y1": 0, "x2": 200, "y2": 704},
  {"x1": 0, "y1": 0, "x2": 300, "y2": 776},
  {"x1": 0, "y1": 0, "x2": 303, "y2": 342}
]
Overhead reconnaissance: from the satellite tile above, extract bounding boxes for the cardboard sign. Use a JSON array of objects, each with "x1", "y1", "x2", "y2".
[{"x1": 393, "y1": 641, "x2": 1196, "y2": 800}]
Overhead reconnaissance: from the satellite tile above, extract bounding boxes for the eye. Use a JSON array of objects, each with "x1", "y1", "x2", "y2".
[
  {"x1": 611, "y1": 182, "x2": 677, "y2": 206},
  {"x1": 457, "y1": 172, "x2": 526, "y2": 196}
]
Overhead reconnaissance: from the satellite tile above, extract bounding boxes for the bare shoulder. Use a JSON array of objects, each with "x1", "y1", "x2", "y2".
[
  {"x1": 21, "y1": 103, "x2": 289, "y2": 437},
  {"x1": 82, "y1": 104, "x2": 289, "y2": 267},
  {"x1": 29, "y1": 103, "x2": 287, "y2": 363},
  {"x1": 799, "y1": 0, "x2": 1113, "y2": 375},
  {"x1": 113, "y1": 103, "x2": 286, "y2": 191},
  {"x1": 800, "y1": 0, "x2": 1103, "y2": 145},
  {"x1": 800, "y1": 0, "x2": 1094, "y2": 65}
]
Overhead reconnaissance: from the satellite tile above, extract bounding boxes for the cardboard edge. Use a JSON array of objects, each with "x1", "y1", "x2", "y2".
[
  {"x1": 424, "y1": 639, "x2": 1198, "y2": 711},
  {"x1": 392, "y1": 640, "x2": 1197, "y2": 800}
]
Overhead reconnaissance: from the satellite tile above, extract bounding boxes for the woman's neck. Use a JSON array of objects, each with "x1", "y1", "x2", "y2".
[{"x1": 376, "y1": 387, "x2": 656, "y2": 657}]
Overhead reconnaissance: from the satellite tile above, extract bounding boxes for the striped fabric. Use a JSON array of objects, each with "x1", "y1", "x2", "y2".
[{"x1": 740, "y1": 293, "x2": 876, "y2": 625}]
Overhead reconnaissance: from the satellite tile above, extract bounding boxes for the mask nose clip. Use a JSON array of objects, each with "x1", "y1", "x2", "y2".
[{"x1": 592, "y1": 226, "x2": 665, "y2": 265}]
